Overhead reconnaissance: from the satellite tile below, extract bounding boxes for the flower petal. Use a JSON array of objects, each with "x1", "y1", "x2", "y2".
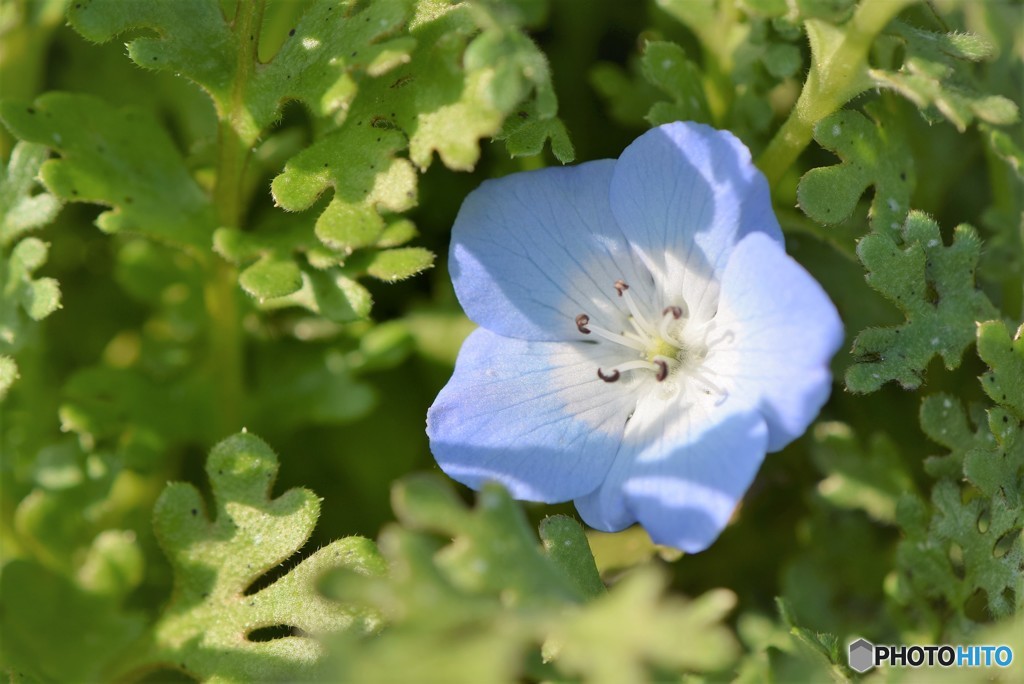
[
  {"x1": 574, "y1": 394, "x2": 769, "y2": 553},
  {"x1": 427, "y1": 328, "x2": 635, "y2": 502},
  {"x1": 609, "y1": 122, "x2": 781, "y2": 321},
  {"x1": 449, "y1": 160, "x2": 657, "y2": 342},
  {"x1": 705, "y1": 232, "x2": 844, "y2": 452}
]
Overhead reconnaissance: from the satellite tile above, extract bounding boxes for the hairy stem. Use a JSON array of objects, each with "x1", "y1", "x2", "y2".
[
  {"x1": 756, "y1": 0, "x2": 917, "y2": 185},
  {"x1": 204, "y1": 0, "x2": 266, "y2": 437}
]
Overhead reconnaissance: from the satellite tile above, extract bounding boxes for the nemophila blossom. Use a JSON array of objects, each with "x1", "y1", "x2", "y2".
[{"x1": 426, "y1": 122, "x2": 843, "y2": 552}]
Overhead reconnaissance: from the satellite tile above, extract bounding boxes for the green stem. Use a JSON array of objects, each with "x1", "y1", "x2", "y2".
[
  {"x1": 756, "y1": 0, "x2": 916, "y2": 185},
  {"x1": 204, "y1": 0, "x2": 266, "y2": 437}
]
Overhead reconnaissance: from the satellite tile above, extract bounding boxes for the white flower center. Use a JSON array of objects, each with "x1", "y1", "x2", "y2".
[{"x1": 575, "y1": 279, "x2": 732, "y2": 402}]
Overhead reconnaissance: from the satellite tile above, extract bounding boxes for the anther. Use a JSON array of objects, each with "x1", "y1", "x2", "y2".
[
  {"x1": 615, "y1": 279, "x2": 657, "y2": 335},
  {"x1": 654, "y1": 360, "x2": 668, "y2": 382},
  {"x1": 575, "y1": 314, "x2": 591, "y2": 334},
  {"x1": 662, "y1": 306, "x2": 682, "y2": 319},
  {"x1": 597, "y1": 368, "x2": 621, "y2": 383}
]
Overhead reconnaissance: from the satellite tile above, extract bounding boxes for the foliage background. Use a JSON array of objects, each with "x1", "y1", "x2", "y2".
[{"x1": 0, "y1": 0, "x2": 1022, "y2": 681}]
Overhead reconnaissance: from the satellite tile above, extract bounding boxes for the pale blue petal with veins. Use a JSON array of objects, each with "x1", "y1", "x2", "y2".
[{"x1": 427, "y1": 122, "x2": 843, "y2": 552}]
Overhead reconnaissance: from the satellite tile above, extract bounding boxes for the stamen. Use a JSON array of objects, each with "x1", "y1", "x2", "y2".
[
  {"x1": 612, "y1": 359, "x2": 659, "y2": 374},
  {"x1": 580, "y1": 320, "x2": 647, "y2": 351},
  {"x1": 654, "y1": 359, "x2": 668, "y2": 381},
  {"x1": 662, "y1": 306, "x2": 682, "y2": 319},
  {"x1": 575, "y1": 314, "x2": 591, "y2": 334},
  {"x1": 597, "y1": 368, "x2": 620, "y2": 383},
  {"x1": 659, "y1": 306, "x2": 682, "y2": 340},
  {"x1": 614, "y1": 280, "x2": 656, "y2": 336},
  {"x1": 627, "y1": 316, "x2": 648, "y2": 339}
]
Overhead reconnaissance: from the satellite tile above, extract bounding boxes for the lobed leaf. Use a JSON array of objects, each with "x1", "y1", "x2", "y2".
[
  {"x1": 982, "y1": 125, "x2": 1024, "y2": 181},
  {"x1": 547, "y1": 571, "x2": 739, "y2": 684},
  {"x1": 129, "y1": 432, "x2": 385, "y2": 682},
  {"x1": 0, "y1": 93, "x2": 215, "y2": 249},
  {"x1": 846, "y1": 212, "x2": 997, "y2": 392},
  {"x1": 3, "y1": 237, "x2": 61, "y2": 323},
  {"x1": 0, "y1": 142, "x2": 63, "y2": 379},
  {"x1": 977, "y1": 320, "x2": 1024, "y2": 418},
  {"x1": 869, "y1": 22, "x2": 1019, "y2": 132},
  {"x1": 810, "y1": 422, "x2": 915, "y2": 524},
  {"x1": 0, "y1": 141, "x2": 61, "y2": 247},
  {"x1": 919, "y1": 393, "x2": 991, "y2": 479},
  {"x1": 496, "y1": 103, "x2": 575, "y2": 163},
  {"x1": 641, "y1": 41, "x2": 711, "y2": 127},
  {"x1": 68, "y1": 0, "x2": 413, "y2": 144},
  {"x1": 798, "y1": 107, "x2": 914, "y2": 234},
  {"x1": 325, "y1": 476, "x2": 739, "y2": 683}
]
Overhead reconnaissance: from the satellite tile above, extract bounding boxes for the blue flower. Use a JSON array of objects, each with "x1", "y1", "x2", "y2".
[{"x1": 426, "y1": 122, "x2": 843, "y2": 552}]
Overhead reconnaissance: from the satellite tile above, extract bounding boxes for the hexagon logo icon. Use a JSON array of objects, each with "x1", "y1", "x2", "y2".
[{"x1": 849, "y1": 638, "x2": 875, "y2": 673}]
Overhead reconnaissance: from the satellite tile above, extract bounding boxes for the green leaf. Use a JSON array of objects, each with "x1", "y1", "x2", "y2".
[
  {"x1": 363, "y1": 247, "x2": 435, "y2": 282},
  {"x1": 548, "y1": 570, "x2": 739, "y2": 682},
  {"x1": 538, "y1": 515, "x2": 605, "y2": 600},
  {"x1": 4, "y1": 236, "x2": 61, "y2": 322},
  {"x1": 900, "y1": 382, "x2": 1024, "y2": 623},
  {"x1": 0, "y1": 558, "x2": 147, "y2": 682},
  {"x1": 238, "y1": 254, "x2": 304, "y2": 301},
  {"x1": 277, "y1": 267, "x2": 374, "y2": 323},
  {"x1": 869, "y1": 22, "x2": 1019, "y2": 131},
  {"x1": 797, "y1": 107, "x2": 914, "y2": 233},
  {"x1": 271, "y1": 124, "x2": 417, "y2": 253},
  {"x1": 68, "y1": 0, "x2": 413, "y2": 144},
  {"x1": 331, "y1": 1, "x2": 569, "y2": 174},
  {"x1": 0, "y1": 93, "x2": 214, "y2": 249},
  {"x1": 324, "y1": 476, "x2": 737, "y2": 683},
  {"x1": 589, "y1": 61, "x2": 661, "y2": 128},
  {"x1": 464, "y1": 26, "x2": 555, "y2": 118},
  {"x1": 392, "y1": 475, "x2": 584, "y2": 604},
  {"x1": 126, "y1": 432, "x2": 386, "y2": 681},
  {"x1": 0, "y1": 142, "x2": 63, "y2": 353},
  {"x1": 641, "y1": 41, "x2": 711, "y2": 126},
  {"x1": 983, "y1": 124, "x2": 1024, "y2": 180},
  {"x1": 762, "y1": 42, "x2": 802, "y2": 79},
  {"x1": 775, "y1": 597, "x2": 846, "y2": 672},
  {"x1": 497, "y1": 104, "x2": 575, "y2": 163},
  {"x1": 846, "y1": 212, "x2": 997, "y2": 392},
  {"x1": 59, "y1": 366, "x2": 213, "y2": 467},
  {"x1": 0, "y1": 141, "x2": 61, "y2": 246},
  {"x1": 919, "y1": 393, "x2": 990, "y2": 478},
  {"x1": 897, "y1": 477, "x2": 1024, "y2": 623},
  {"x1": 376, "y1": 218, "x2": 419, "y2": 248},
  {"x1": 811, "y1": 422, "x2": 915, "y2": 523},
  {"x1": 977, "y1": 320, "x2": 1024, "y2": 417}
]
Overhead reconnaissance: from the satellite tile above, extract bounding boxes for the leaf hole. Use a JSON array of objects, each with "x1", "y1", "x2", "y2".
[
  {"x1": 993, "y1": 528, "x2": 1020, "y2": 559},
  {"x1": 247, "y1": 624, "x2": 304, "y2": 642},
  {"x1": 947, "y1": 542, "x2": 965, "y2": 579},
  {"x1": 963, "y1": 588, "x2": 990, "y2": 623},
  {"x1": 242, "y1": 536, "x2": 315, "y2": 596},
  {"x1": 977, "y1": 507, "x2": 990, "y2": 534}
]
